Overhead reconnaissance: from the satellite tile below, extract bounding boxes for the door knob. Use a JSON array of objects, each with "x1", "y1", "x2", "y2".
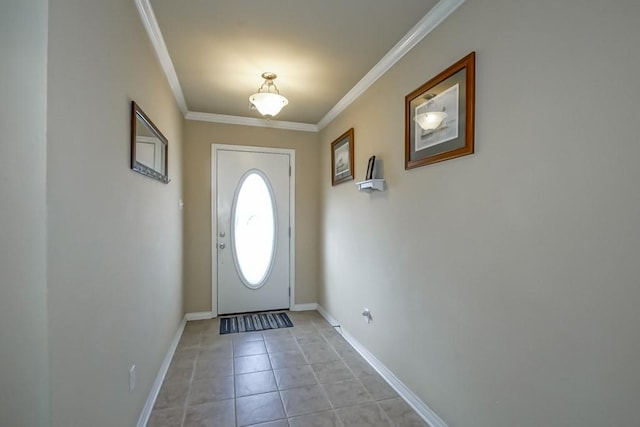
[{"x1": 219, "y1": 242, "x2": 226, "y2": 249}]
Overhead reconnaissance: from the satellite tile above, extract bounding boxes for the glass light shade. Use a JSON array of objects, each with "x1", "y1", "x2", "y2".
[
  {"x1": 249, "y1": 92, "x2": 289, "y2": 118},
  {"x1": 414, "y1": 112, "x2": 447, "y2": 131}
]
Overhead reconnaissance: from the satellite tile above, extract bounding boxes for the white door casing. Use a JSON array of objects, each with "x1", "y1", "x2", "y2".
[{"x1": 211, "y1": 145, "x2": 295, "y2": 316}]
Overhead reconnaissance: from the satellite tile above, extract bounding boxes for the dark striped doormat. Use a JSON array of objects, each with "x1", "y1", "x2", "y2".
[{"x1": 219, "y1": 312, "x2": 293, "y2": 335}]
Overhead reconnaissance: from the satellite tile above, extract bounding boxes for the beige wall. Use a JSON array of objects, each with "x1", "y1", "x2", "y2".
[
  {"x1": 184, "y1": 120, "x2": 319, "y2": 313},
  {"x1": 0, "y1": 1, "x2": 50, "y2": 425},
  {"x1": 319, "y1": 1, "x2": 640, "y2": 426},
  {"x1": 47, "y1": 0, "x2": 184, "y2": 425}
]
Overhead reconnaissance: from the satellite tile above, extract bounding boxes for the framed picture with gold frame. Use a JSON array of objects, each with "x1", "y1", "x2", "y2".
[
  {"x1": 405, "y1": 52, "x2": 475, "y2": 170},
  {"x1": 331, "y1": 128, "x2": 354, "y2": 186}
]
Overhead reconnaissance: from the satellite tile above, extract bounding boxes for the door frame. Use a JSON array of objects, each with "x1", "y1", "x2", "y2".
[{"x1": 210, "y1": 144, "x2": 296, "y2": 318}]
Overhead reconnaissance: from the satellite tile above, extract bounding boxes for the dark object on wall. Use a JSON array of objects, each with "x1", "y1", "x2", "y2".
[
  {"x1": 405, "y1": 52, "x2": 475, "y2": 170},
  {"x1": 331, "y1": 128, "x2": 355, "y2": 186},
  {"x1": 365, "y1": 155, "x2": 376, "y2": 180},
  {"x1": 131, "y1": 101, "x2": 169, "y2": 183}
]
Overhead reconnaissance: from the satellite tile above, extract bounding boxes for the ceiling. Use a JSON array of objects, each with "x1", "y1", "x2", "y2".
[{"x1": 142, "y1": 0, "x2": 454, "y2": 129}]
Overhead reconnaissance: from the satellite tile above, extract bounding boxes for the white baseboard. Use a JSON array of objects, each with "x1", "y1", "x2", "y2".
[
  {"x1": 185, "y1": 311, "x2": 215, "y2": 321},
  {"x1": 136, "y1": 315, "x2": 187, "y2": 427},
  {"x1": 316, "y1": 305, "x2": 448, "y2": 427},
  {"x1": 186, "y1": 307, "x2": 314, "y2": 319},
  {"x1": 315, "y1": 304, "x2": 338, "y2": 325},
  {"x1": 291, "y1": 303, "x2": 318, "y2": 311}
]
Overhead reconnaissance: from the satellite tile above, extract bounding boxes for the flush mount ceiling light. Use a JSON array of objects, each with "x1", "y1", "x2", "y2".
[
  {"x1": 249, "y1": 72, "x2": 289, "y2": 118},
  {"x1": 414, "y1": 93, "x2": 447, "y2": 131}
]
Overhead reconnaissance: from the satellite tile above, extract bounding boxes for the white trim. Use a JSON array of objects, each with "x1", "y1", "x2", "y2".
[
  {"x1": 292, "y1": 303, "x2": 318, "y2": 312},
  {"x1": 185, "y1": 311, "x2": 215, "y2": 321},
  {"x1": 315, "y1": 304, "x2": 339, "y2": 326},
  {"x1": 316, "y1": 0, "x2": 466, "y2": 130},
  {"x1": 316, "y1": 305, "x2": 449, "y2": 427},
  {"x1": 211, "y1": 144, "x2": 296, "y2": 315},
  {"x1": 136, "y1": 316, "x2": 187, "y2": 427},
  {"x1": 289, "y1": 153, "x2": 297, "y2": 311},
  {"x1": 136, "y1": 0, "x2": 463, "y2": 131},
  {"x1": 134, "y1": 0, "x2": 188, "y2": 115},
  {"x1": 186, "y1": 111, "x2": 318, "y2": 133},
  {"x1": 211, "y1": 145, "x2": 218, "y2": 319}
]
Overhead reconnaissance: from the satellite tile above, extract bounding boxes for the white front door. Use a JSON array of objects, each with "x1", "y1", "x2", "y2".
[{"x1": 214, "y1": 146, "x2": 292, "y2": 315}]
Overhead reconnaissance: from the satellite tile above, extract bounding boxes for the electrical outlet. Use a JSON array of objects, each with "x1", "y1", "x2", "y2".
[{"x1": 129, "y1": 365, "x2": 136, "y2": 392}]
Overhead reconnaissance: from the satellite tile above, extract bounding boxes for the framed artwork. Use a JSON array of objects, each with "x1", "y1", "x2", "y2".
[
  {"x1": 405, "y1": 52, "x2": 475, "y2": 170},
  {"x1": 331, "y1": 128, "x2": 355, "y2": 186},
  {"x1": 365, "y1": 155, "x2": 376, "y2": 180},
  {"x1": 131, "y1": 101, "x2": 169, "y2": 183}
]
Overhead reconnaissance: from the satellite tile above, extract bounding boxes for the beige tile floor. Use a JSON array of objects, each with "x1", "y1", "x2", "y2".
[{"x1": 148, "y1": 310, "x2": 427, "y2": 427}]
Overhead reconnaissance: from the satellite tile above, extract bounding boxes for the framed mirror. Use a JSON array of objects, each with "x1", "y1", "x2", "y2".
[{"x1": 131, "y1": 101, "x2": 169, "y2": 183}]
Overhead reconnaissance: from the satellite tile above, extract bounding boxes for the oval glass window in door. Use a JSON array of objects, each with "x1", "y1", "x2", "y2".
[{"x1": 232, "y1": 171, "x2": 277, "y2": 288}]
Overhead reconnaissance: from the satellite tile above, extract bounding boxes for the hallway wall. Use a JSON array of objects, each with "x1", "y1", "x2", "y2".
[
  {"x1": 0, "y1": 1, "x2": 50, "y2": 425},
  {"x1": 46, "y1": 0, "x2": 184, "y2": 425},
  {"x1": 319, "y1": 1, "x2": 640, "y2": 426},
  {"x1": 183, "y1": 120, "x2": 320, "y2": 313}
]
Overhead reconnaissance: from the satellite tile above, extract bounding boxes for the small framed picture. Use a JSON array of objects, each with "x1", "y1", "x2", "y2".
[
  {"x1": 405, "y1": 52, "x2": 475, "y2": 169},
  {"x1": 365, "y1": 155, "x2": 376, "y2": 180},
  {"x1": 331, "y1": 128, "x2": 354, "y2": 186}
]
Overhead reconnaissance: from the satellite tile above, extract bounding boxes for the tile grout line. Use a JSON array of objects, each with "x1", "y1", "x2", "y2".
[
  {"x1": 317, "y1": 326, "x2": 347, "y2": 427},
  {"x1": 312, "y1": 320, "x2": 344, "y2": 425},
  {"x1": 256, "y1": 329, "x2": 288, "y2": 426},
  {"x1": 178, "y1": 326, "x2": 202, "y2": 427},
  {"x1": 324, "y1": 324, "x2": 379, "y2": 426},
  {"x1": 231, "y1": 332, "x2": 238, "y2": 427},
  {"x1": 276, "y1": 317, "x2": 310, "y2": 425},
  {"x1": 170, "y1": 312, "x2": 405, "y2": 427},
  {"x1": 297, "y1": 317, "x2": 346, "y2": 427},
  {"x1": 315, "y1": 316, "x2": 397, "y2": 426},
  {"x1": 323, "y1": 324, "x2": 398, "y2": 427},
  {"x1": 334, "y1": 341, "x2": 396, "y2": 425},
  {"x1": 318, "y1": 325, "x2": 404, "y2": 426},
  {"x1": 234, "y1": 330, "x2": 288, "y2": 426}
]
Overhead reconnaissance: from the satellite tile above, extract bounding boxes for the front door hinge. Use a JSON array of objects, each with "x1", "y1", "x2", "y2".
[
  {"x1": 289, "y1": 165, "x2": 291, "y2": 176},
  {"x1": 289, "y1": 287, "x2": 291, "y2": 297},
  {"x1": 289, "y1": 226, "x2": 291, "y2": 238}
]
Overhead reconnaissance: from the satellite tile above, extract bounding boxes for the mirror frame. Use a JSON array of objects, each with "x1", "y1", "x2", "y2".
[{"x1": 130, "y1": 101, "x2": 169, "y2": 183}]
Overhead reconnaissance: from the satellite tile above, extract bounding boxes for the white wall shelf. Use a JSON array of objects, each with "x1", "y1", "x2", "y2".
[{"x1": 356, "y1": 179, "x2": 385, "y2": 192}]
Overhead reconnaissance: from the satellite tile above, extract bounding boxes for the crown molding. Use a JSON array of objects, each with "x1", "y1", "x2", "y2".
[
  {"x1": 137, "y1": 0, "x2": 464, "y2": 131},
  {"x1": 186, "y1": 111, "x2": 319, "y2": 133},
  {"x1": 316, "y1": 0, "x2": 466, "y2": 130},
  {"x1": 135, "y1": 0, "x2": 188, "y2": 115}
]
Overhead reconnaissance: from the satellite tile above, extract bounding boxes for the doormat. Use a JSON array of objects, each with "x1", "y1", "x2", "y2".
[{"x1": 220, "y1": 312, "x2": 293, "y2": 335}]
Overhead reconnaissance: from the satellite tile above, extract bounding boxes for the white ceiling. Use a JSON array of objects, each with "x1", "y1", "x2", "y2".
[{"x1": 140, "y1": 0, "x2": 462, "y2": 130}]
